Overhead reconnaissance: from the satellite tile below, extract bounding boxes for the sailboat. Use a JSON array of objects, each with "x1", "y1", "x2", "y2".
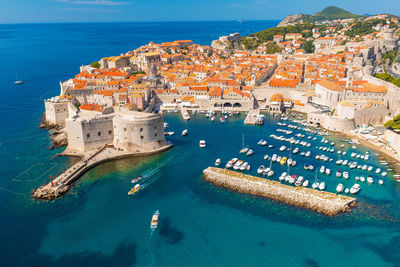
[
  {"x1": 14, "y1": 71, "x2": 24, "y2": 85},
  {"x1": 312, "y1": 169, "x2": 320, "y2": 189},
  {"x1": 239, "y1": 133, "x2": 249, "y2": 154}
]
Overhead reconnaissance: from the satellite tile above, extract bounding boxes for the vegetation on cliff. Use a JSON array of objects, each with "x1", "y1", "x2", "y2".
[
  {"x1": 384, "y1": 114, "x2": 400, "y2": 129},
  {"x1": 90, "y1": 61, "x2": 100, "y2": 68},
  {"x1": 345, "y1": 19, "x2": 386, "y2": 37}
]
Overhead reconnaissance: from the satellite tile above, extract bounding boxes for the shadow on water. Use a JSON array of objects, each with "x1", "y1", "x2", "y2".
[
  {"x1": 6, "y1": 241, "x2": 137, "y2": 267},
  {"x1": 158, "y1": 217, "x2": 184, "y2": 245},
  {"x1": 364, "y1": 235, "x2": 400, "y2": 266},
  {"x1": 303, "y1": 258, "x2": 320, "y2": 267}
]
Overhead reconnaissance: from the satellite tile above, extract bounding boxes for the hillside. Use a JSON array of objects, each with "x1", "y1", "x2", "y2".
[{"x1": 277, "y1": 6, "x2": 364, "y2": 26}]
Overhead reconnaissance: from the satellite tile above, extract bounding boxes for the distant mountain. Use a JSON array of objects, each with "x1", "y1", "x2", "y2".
[{"x1": 277, "y1": 6, "x2": 364, "y2": 26}]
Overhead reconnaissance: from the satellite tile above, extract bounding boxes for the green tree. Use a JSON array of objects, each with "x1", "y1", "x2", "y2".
[
  {"x1": 302, "y1": 40, "x2": 315, "y2": 53},
  {"x1": 90, "y1": 61, "x2": 100, "y2": 68}
]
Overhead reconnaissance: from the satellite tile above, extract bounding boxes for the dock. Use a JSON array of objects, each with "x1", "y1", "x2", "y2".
[
  {"x1": 180, "y1": 109, "x2": 191, "y2": 120},
  {"x1": 244, "y1": 110, "x2": 260, "y2": 125},
  {"x1": 33, "y1": 144, "x2": 173, "y2": 200},
  {"x1": 203, "y1": 167, "x2": 356, "y2": 216}
]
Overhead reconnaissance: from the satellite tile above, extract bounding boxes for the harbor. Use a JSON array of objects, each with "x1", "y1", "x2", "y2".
[{"x1": 203, "y1": 167, "x2": 356, "y2": 216}]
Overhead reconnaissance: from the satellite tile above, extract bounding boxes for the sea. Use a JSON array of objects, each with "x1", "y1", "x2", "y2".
[{"x1": 0, "y1": 21, "x2": 400, "y2": 267}]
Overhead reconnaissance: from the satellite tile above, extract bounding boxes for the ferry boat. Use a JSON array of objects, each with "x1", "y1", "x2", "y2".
[
  {"x1": 131, "y1": 175, "x2": 143, "y2": 183},
  {"x1": 128, "y1": 184, "x2": 141, "y2": 195},
  {"x1": 215, "y1": 158, "x2": 221, "y2": 166},
  {"x1": 150, "y1": 210, "x2": 159, "y2": 229},
  {"x1": 182, "y1": 129, "x2": 188, "y2": 136},
  {"x1": 336, "y1": 183, "x2": 344, "y2": 193},
  {"x1": 199, "y1": 140, "x2": 206, "y2": 148}
]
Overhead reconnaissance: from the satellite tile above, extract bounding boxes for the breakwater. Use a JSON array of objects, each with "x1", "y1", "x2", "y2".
[
  {"x1": 203, "y1": 167, "x2": 356, "y2": 216},
  {"x1": 33, "y1": 144, "x2": 172, "y2": 200}
]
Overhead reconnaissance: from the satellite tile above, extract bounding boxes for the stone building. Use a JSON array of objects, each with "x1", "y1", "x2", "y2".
[
  {"x1": 44, "y1": 98, "x2": 70, "y2": 125},
  {"x1": 113, "y1": 110, "x2": 167, "y2": 152}
]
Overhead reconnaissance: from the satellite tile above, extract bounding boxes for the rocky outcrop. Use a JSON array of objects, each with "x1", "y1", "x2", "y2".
[
  {"x1": 277, "y1": 14, "x2": 303, "y2": 27},
  {"x1": 203, "y1": 167, "x2": 356, "y2": 216},
  {"x1": 211, "y1": 33, "x2": 241, "y2": 51}
]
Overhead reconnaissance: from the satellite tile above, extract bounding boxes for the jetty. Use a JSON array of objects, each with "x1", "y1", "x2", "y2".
[
  {"x1": 244, "y1": 110, "x2": 260, "y2": 125},
  {"x1": 203, "y1": 167, "x2": 356, "y2": 216},
  {"x1": 33, "y1": 144, "x2": 172, "y2": 200},
  {"x1": 180, "y1": 109, "x2": 190, "y2": 120}
]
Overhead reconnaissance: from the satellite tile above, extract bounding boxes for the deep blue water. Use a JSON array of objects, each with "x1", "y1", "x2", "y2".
[{"x1": 1, "y1": 21, "x2": 400, "y2": 267}]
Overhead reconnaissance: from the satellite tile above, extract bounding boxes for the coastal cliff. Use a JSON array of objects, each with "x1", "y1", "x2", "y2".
[
  {"x1": 277, "y1": 14, "x2": 303, "y2": 27},
  {"x1": 203, "y1": 167, "x2": 356, "y2": 216}
]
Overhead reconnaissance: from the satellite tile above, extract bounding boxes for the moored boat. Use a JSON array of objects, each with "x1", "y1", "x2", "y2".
[{"x1": 150, "y1": 210, "x2": 159, "y2": 229}]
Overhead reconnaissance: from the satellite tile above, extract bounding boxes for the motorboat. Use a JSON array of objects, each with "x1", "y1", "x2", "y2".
[
  {"x1": 325, "y1": 168, "x2": 331, "y2": 175},
  {"x1": 379, "y1": 179, "x2": 384, "y2": 185},
  {"x1": 246, "y1": 149, "x2": 254, "y2": 156},
  {"x1": 150, "y1": 210, "x2": 159, "y2": 229},
  {"x1": 233, "y1": 160, "x2": 243, "y2": 170},
  {"x1": 240, "y1": 147, "x2": 249, "y2": 154},
  {"x1": 360, "y1": 176, "x2": 366, "y2": 183},
  {"x1": 309, "y1": 165, "x2": 314, "y2": 171},
  {"x1": 375, "y1": 168, "x2": 381, "y2": 174},
  {"x1": 257, "y1": 165, "x2": 265, "y2": 174},
  {"x1": 320, "y1": 166, "x2": 325, "y2": 174},
  {"x1": 182, "y1": 129, "x2": 188, "y2": 136},
  {"x1": 312, "y1": 181, "x2": 320, "y2": 189},
  {"x1": 367, "y1": 166, "x2": 373, "y2": 172},
  {"x1": 381, "y1": 172, "x2": 387, "y2": 177},
  {"x1": 336, "y1": 183, "x2": 344, "y2": 193},
  {"x1": 128, "y1": 184, "x2": 141, "y2": 195},
  {"x1": 199, "y1": 140, "x2": 206, "y2": 148},
  {"x1": 288, "y1": 175, "x2": 296, "y2": 184},
  {"x1": 350, "y1": 183, "x2": 361, "y2": 194},
  {"x1": 304, "y1": 164, "x2": 309, "y2": 170},
  {"x1": 215, "y1": 158, "x2": 221, "y2": 167},
  {"x1": 131, "y1": 175, "x2": 143, "y2": 183},
  {"x1": 302, "y1": 180, "x2": 309, "y2": 187},
  {"x1": 279, "y1": 145, "x2": 286, "y2": 151},
  {"x1": 295, "y1": 176, "x2": 304, "y2": 186},
  {"x1": 318, "y1": 181, "x2": 326, "y2": 190},
  {"x1": 367, "y1": 176, "x2": 374, "y2": 184},
  {"x1": 336, "y1": 170, "x2": 342, "y2": 178},
  {"x1": 343, "y1": 171, "x2": 349, "y2": 179},
  {"x1": 263, "y1": 168, "x2": 271, "y2": 176},
  {"x1": 225, "y1": 158, "x2": 238, "y2": 168},
  {"x1": 280, "y1": 157, "x2": 287, "y2": 166},
  {"x1": 267, "y1": 170, "x2": 274, "y2": 177}
]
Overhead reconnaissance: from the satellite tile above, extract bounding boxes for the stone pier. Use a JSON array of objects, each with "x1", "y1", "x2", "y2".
[{"x1": 203, "y1": 167, "x2": 356, "y2": 216}]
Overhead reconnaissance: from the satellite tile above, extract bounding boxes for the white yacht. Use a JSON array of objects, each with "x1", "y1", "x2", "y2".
[
  {"x1": 325, "y1": 168, "x2": 331, "y2": 175},
  {"x1": 318, "y1": 181, "x2": 326, "y2": 190},
  {"x1": 302, "y1": 180, "x2": 309, "y2": 187},
  {"x1": 336, "y1": 170, "x2": 342, "y2": 178},
  {"x1": 257, "y1": 165, "x2": 265, "y2": 174},
  {"x1": 367, "y1": 176, "x2": 374, "y2": 184},
  {"x1": 233, "y1": 160, "x2": 243, "y2": 170},
  {"x1": 182, "y1": 129, "x2": 188, "y2": 136},
  {"x1": 336, "y1": 183, "x2": 344, "y2": 193},
  {"x1": 225, "y1": 158, "x2": 238, "y2": 168},
  {"x1": 375, "y1": 168, "x2": 381, "y2": 174},
  {"x1": 367, "y1": 166, "x2": 373, "y2": 172},
  {"x1": 246, "y1": 149, "x2": 254, "y2": 156},
  {"x1": 215, "y1": 158, "x2": 221, "y2": 166},
  {"x1": 350, "y1": 183, "x2": 361, "y2": 194},
  {"x1": 379, "y1": 179, "x2": 384, "y2": 185},
  {"x1": 320, "y1": 166, "x2": 325, "y2": 174},
  {"x1": 343, "y1": 171, "x2": 349, "y2": 179},
  {"x1": 199, "y1": 140, "x2": 206, "y2": 148}
]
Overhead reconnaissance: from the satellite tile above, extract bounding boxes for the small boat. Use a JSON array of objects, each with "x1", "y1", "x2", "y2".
[
  {"x1": 264, "y1": 154, "x2": 270, "y2": 160},
  {"x1": 128, "y1": 184, "x2": 141, "y2": 195},
  {"x1": 131, "y1": 175, "x2": 143, "y2": 183},
  {"x1": 395, "y1": 175, "x2": 400, "y2": 182},
  {"x1": 295, "y1": 176, "x2": 304, "y2": 186},
  {"x1": 381, "y1": 172, "x2": 387, "y2": 177},
  {"x1": 215, "y1": 158, "x2": 221, "y2": 166},
  {"x1": 304, "y1": 164, "x2": 309, "y2": 170},
  {"x1": 182, "y1": 129, "x2": 188, "y2": 136},
  {"x1": 343, "y1": 171, "x2": 349, "y2": 179},
  {"x1": 246, "y1": 149, "x2": 254, "y2": 156},
  {"x1": 302, "y1": 180, "x2": 309, "y2": 187},
  {"x1": 220, "y1": 117, "x2": 225, "y2": 123},
  {"x1": 336, "y1": 183, "x2": 344, "y2": 193},
  {"x1": 199, "y1": 140, "x2": 206, "y2": 148},
  {"x1": 233, "y1": 160, "x2": 243, "y2": 170},
  {"x1": 240, "y1": 147, "x2": 249, "y2": 154},
  {"x1": 345, "y1": 188, "x2": 350, "y2": 194},
  {"x1": 360, "y1": 176, "x2": 366, "y2": 183},
  {"x1": 281, "y1": 157, "x2": 287, "y2": 166},
  {"x1": 320, "y1": 166, "x2": 325, "y2": 174},
  {"x1": 257, "y1": 165, "x2": 265, "y2": 174},
  {"x1": 267, "y1": 170, "x2": 274, "y2": 177},
  {"x1": 367, "y1": 176, "x2": 374, "y2": 184},
  {"x1": 379, "y1": 179, "x2": 383, "y2": 185},
  {"x1": 150, "y1": 210, "x2": 159, "y2": 229},
  {"x1": 308, "y1": 165, "x2": 314, "y2": 171},
  {"x1": 279, "y1": 145, "x2": 286, "y2": 152},
  {"x1": 350, "y1": 183, "x2": 361, "y2": 194},
  {"x1": 211, "y1": 116, "x2": 215, "y2": 121},
  {"x1": 375, "y1": 168, "x2": 381, "y2": 174},
  {"x1": 312, "y1": 181, "x2": 320, "y2": 189},
  {"x1": 319, "y1": 181, "x2": 326, "y2": 190},
  {"x1": 336, "y1": 170, "x2": 342, "y2": 178},
  {"x1": 325, "y1": 168, "x2": 331, "y2": 175},
  {"x1": 289, "y1": 175, "x2": 296, "y2": 184},
  {"x1": 167, "y1": 131, "x2": 174, "y2": 136},
  {"x1": 225, "y1": 158, "x2": 238, "y2": 168},
  {"x1": 367, "y1": 166, "x2": 373, "y2": 172}
]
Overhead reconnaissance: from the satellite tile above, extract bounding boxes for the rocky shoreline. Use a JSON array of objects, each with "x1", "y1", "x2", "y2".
[
  {"x1": 203, "y1": 167, "x2": 356, "y2": 216},
  {"x1": 40, "y1": 113, "x2": 68, "y2": 149}
]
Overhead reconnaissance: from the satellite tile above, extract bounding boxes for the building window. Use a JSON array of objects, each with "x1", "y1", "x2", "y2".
[
  {"x1": 124, "y1": 128, "x2": 127, "y2": 131},
  {"x1": 87, "y1": 133, "x2": 90, "y2": 138},
  {"x1": 140, "y1": 128, "x2": 143, "y2": 132},
  {"x1": 98, "y1": 132, "x2": 101, "y2": 136},
  {"x1": 108, "y1": 130, "x2": 112, "y2": 135},
  {"x1": 141, "y1": 136, "x2": 144, "y2": 139}
]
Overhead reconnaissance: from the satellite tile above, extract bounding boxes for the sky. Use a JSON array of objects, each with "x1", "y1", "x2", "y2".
[{"x1": 1, "y1": 0, "x2": 399, "y2": 24}]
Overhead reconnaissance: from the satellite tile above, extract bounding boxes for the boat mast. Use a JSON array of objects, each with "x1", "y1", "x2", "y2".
[{"x1": 242, "y1": 133, "x2": 244, "y2": 149}]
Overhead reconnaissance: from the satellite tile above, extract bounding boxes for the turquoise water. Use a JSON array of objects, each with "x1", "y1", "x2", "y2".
[{"x1": 1, "y1": 22, "x2": 400, "y2": 266}]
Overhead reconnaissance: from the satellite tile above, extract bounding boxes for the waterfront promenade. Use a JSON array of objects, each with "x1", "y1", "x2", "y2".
[
  {"x1": 203, "y1": 167, "x2": 356, "y2": 216},
  {"x1": 33, "y1": 144, "x2": 173, "y2": 200},
  {"x1": 244, "y1": 110, "x2": 260, "y2": 125}
]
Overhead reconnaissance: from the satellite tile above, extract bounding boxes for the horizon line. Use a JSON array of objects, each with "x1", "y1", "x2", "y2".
[{"x1": 0, "y1": 19, "x2": 282, "y2": 26}]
